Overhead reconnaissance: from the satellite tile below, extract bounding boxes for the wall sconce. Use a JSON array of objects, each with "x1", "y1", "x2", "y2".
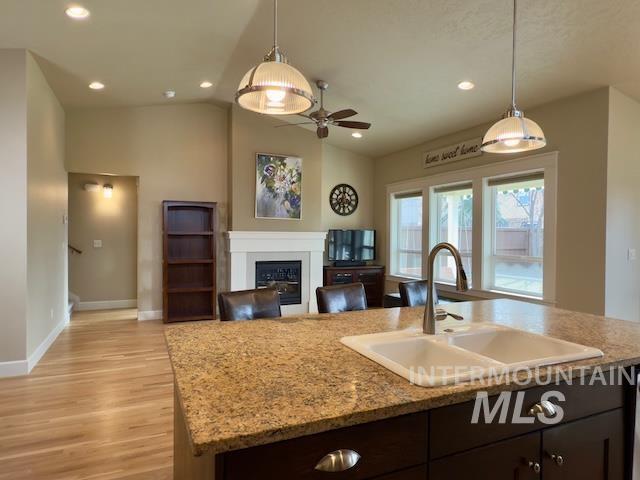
[
  {"x1": 103, "y1": 184, "x2": 114, "y2": 198},
  {"x1": 84, "y1": 182, "x2": 100, "y2": 192}
]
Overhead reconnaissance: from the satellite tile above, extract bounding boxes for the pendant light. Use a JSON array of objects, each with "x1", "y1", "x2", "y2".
[
  {"x1": 235, "y1": 0, "x2": 314, "y2": 115},
  {"x1": 481, "y1": 0, "x2": 546, "y2": 154}
]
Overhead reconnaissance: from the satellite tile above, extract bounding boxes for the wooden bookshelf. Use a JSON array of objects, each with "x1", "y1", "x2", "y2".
[{"x1": 163, "y1": 201, "x2": 217, "y2": 323}]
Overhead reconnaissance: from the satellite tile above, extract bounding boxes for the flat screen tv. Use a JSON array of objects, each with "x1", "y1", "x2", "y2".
[{"x1": 328, "y1": 229, "x2": 375, "y2": 263}]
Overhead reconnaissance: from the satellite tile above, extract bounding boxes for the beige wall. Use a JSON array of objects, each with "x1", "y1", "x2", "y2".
[
  {"x1": 375, "y1": 88, "x2": 610, "y2": 315},
  {"x1": 605, "y1": 88, "x2": 640, "y2": 321},
  {"x1": 26, "y1": 52, "x2": 68, "y2": 357},
  {"x1": 321, "y1": 143, "x2": 374, "y2": 230},
  {"x1": 0, "y1": 50, "x2": 28, "y2": 363},
  {"x1": 66, "y1": 104, "x2": 228, "y2": 316},
  {"x1": 68, "y1": 173, "x2": 137, "y2": 303},
  {"x1": 229, "y1": 106, "x2": 375, "y2": 231},
  {"x1": 0, "y1": 49, "x2": 67, "y2": 367},
  {"x1": 228, "y1": 105, "x2": 323, "y2": 231}
]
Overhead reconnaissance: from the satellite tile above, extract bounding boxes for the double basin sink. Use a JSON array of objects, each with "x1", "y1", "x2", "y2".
[{"x1": 341, "y1": 323, "x2": 604, "y2": 387}]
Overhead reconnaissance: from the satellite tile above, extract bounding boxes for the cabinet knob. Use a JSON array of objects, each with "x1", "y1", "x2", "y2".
[
  {"x1": 550, "y1": 453, "x2": 564, "y2": 466},
  {"x1": 528, "y1": 461, "x2": 541, "y2": 474},
  {"x1": 528, "y1": 400, "x2": 557, "y2": 418},
  {"x1": 314, "y1": 449, "x2": 361, "y2": 472}
]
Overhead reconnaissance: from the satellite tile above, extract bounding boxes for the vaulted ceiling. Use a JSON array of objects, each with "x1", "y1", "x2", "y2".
[{"x1": 2, "y1": 0, "x2": 639, "y2": 156}]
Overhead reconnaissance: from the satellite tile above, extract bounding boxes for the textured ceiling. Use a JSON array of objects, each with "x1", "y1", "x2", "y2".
[{"x1": 1, "y1": 0, "x2": 639, "y2": 157}]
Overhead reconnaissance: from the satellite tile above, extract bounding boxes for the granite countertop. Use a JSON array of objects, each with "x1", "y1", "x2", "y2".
[{"x1": 164, "y1": 299, "x2": 640, "y2": 456}]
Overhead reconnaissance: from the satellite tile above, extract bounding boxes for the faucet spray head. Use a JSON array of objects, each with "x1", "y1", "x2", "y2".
[{"x1": 456, "y1": 267, "x2": 469, "y2": 292}]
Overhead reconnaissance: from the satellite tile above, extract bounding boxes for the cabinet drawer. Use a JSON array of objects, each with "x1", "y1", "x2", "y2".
[
  {"x1": 429, "y1": 381, "x2": 624, "y2": 459},
  {"x1": 430, "y1": 432, "x2": 540, "y2": 480},
  {"x1": 220, "y1": 412, "x2": 428, "y2": 479},
  {"x1": 376, "y1": 465, "x2": 427, "y2": 479},
  {"x1": 357, "y1": 273, "x2": 381, "y2": 285}
]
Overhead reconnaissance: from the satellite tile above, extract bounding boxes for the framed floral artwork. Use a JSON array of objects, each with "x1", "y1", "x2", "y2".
[{"x1": 255, "y1": 153, "x2": 302, "y2": 220}]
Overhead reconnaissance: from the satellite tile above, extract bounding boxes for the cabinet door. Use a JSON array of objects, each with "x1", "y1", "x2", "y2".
[
  {"x1": 357, "y1": 271, "x2": 383, "y2": 307},
  {"x1": 430, "y1": 432, "x2": 540, "y2": 480},
  {"x1": 542, "y1": 409, "x2": 624, "y2": 480}
]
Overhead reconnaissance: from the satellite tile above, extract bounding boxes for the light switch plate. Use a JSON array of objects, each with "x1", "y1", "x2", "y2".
[
  {"x1": 628, "y1": 248, "x2": 637, "y2": 262},
  {"x1": 93, "y1": 240, "x2": 103, "y2": 248}
]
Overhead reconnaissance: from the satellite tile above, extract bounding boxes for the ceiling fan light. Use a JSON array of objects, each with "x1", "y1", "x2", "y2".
[
  {"x1": 481, "y1": 111, "x2": 546, "y2": 154},
  {"x1": 236, "y1": 59, "x2": 314, "y2": 115}
]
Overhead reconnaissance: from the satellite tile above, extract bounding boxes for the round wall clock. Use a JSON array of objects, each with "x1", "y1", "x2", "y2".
[{"x1": 330, "y1": 184, "x2": 358, "y2": 216}]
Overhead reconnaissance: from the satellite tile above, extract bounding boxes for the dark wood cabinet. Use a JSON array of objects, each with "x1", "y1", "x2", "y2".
[
  {"x1": 430, "y1": 409, "x2": 625, "y2": 480},
  {"x1": 430, "y1": 432, "x2": 540, "y2": 480},
  {"x1": 221, "y1": 412, "x2": 427, "y2": 480},
  {"x1": 323, "y1": 265, "x2": 385, "y2": 307},
  {"x1": 163, "y1": 201, "x2": 217, "y2": 323},
  {"x1": 542, "y1": 409, "x2": 624, "y2": 480},
  {"x1": 176, "y1": 370, "x2": 637, "y2": 480},
  {"x1": 429, "y1": 382, "x2": 624, "y2": 458}
]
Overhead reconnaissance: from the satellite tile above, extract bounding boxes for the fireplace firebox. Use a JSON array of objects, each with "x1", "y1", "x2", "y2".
[{"x1": 255, "y1": 261, "x2": 302, "y2": 306}]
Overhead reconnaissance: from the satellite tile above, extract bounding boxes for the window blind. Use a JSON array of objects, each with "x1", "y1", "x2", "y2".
[
  {"x1": 487, "y1": 172, "x2": 544, "y2": 187},
  {"x1": 433, "y1": 182, "x2": 473, "y2": 194}
]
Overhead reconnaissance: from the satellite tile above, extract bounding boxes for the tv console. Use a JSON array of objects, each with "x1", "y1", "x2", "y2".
[{"x1": 323, "y1": 265, "x2": 385, "y2": 307}]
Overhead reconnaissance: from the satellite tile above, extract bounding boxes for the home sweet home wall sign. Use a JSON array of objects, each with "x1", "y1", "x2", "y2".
[{"x1": 423, "y1": 137, "x2": 482, "y2": 169}]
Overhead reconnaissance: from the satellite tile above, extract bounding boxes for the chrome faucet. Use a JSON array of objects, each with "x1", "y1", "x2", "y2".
[{"x1": 423, "y1": 242, "x2": 469, "y2": 334}]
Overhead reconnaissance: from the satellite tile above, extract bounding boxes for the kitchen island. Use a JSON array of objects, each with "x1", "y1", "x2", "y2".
[{"x1": 165, "y1": 299, "x2": 640, "y2": 479}]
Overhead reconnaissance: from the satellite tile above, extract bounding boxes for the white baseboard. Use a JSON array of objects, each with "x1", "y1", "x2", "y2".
[
  {"x1": 0, "y1": 360, "x2": 28, "y2": 377},
  {"x1": 138, "y1": 310, "x2": 162, "y2": 321},
  {"x1": 27, "y1": 314, "x2": 70, "y2": 372},
  {"x1": 76, "y1": 299, "x2": 137, "y2": 311},
  {"x1": 0, "y1": 313, "x2": 70, "y2": 378}
]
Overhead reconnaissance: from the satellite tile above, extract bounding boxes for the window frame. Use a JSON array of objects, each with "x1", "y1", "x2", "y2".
[
  {"x1": 387, "y1": 180, "x2": 427, "y2": 280},
  {"x1": 430, "y1": 183, "x2": 474, "y2": 286},
  {"x1": 486, "y1": 173, "x2": 545, "y2": 297},
  {"x1": 386, "y1": 151, "x2": 558, "y2": 304}
]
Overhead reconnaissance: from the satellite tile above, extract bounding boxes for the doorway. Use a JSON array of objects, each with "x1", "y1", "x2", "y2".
[{"x1": 68, "y1": 173, "x2": 138, "y2": 314}]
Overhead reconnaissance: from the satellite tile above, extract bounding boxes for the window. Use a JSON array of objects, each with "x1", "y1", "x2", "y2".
[
  {"x1": 387, "y1": 152, "x2": 556, "y2": 302},
  {"x1": 392, "y1": 192, "x2": 422, "y2": 278},
  {"x1": 433, "y1": 184, "x2": 473, "y2": 284},
  {"x1": 488, "y1": 173, "x2": 544, "y2": 297}
]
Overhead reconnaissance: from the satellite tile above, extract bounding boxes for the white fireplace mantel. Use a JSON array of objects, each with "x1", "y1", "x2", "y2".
[{"x1": 225, "y1": 231, "x2": 327, "y2": 315}]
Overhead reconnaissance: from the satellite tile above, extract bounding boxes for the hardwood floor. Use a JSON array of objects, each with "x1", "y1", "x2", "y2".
[{"x1": 0, "y1": 309, "x2": 174, "y2": 480}]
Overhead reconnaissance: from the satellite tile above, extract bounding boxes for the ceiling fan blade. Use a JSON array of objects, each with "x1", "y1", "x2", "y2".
[
  {"x1": 274, "y1": 122, "x2": 316, "y2": 128},
  {"x1": 328, "y1": 109, "x2": 357, "y2": 120},
  {"x1": 317, "y1": 126, "x2": 329, "y2": 139},
  {"x1": 335, "y1": 121, "x2": 371, "y2": 130}
]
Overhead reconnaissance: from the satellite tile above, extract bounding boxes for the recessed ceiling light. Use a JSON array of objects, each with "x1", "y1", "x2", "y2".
[
  {"x1": 457, "y1": 81, "x2": 475, "y2": 91},
  {"x1": 352, "y1": 132, "x2": 363, "y2": 139},
  {"x1": 65, "y1": 6, "x2": 90, "y2": 19},
  {"x1": 88, "y1": 81, "x2": 105, "y2": 90},
  {"x1": 200, "y1": 81, "x2": 213, "y2": 89},
  {"x1": 164, "y1": 90, "x2": 176, "y2": 99}
]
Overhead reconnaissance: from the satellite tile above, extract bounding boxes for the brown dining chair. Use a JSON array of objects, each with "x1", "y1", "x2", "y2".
[
  {"x1": 316, "y1": 283, "x2": 367, "y2": 314},
  {"x1": 218, "y1": 287, "x2": 282, "y2": 321},
  {"x1": 398, "y1": 280, "x2": 438, "y2": 307}
]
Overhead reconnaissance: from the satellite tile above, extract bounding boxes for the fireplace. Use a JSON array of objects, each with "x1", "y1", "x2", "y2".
[
  {"x1": 255, "y1": 260, "x2": 302, "y2": 306},
  {"x1": 226, "y1": 231, "x2": 326, "y2": 314}
]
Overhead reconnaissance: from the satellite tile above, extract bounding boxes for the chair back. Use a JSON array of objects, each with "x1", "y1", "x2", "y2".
[
  {"x1": 316, "y1": 283, "x2": 367, "y2": 314},
  {"x1": 398, "y1": 280, "x2": 438, "y2": 307},
  {"x1": 218, "y1": 287, "x2": 282, "y2": 321}
]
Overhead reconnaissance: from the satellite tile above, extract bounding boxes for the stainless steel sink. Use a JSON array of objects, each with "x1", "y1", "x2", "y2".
[{"x1": 341, "y1": 323, "x2": 603, "y2": 387}]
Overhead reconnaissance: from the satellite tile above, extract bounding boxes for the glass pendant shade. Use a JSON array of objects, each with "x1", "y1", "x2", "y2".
[
  {"x1": 482, "y1": 0, "x2": 546, "y2": 154},
  {"x1": 236, "y1": 58, "x2": 314, "y2": 115},
  {"x1": 481, "y1": 110, "x2": 546, "y2": 154}
]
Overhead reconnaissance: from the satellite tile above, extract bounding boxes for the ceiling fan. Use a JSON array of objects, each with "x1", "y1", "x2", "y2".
[{"x1": 276, "y1": 80, "x2": 371, "y2": 139}]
